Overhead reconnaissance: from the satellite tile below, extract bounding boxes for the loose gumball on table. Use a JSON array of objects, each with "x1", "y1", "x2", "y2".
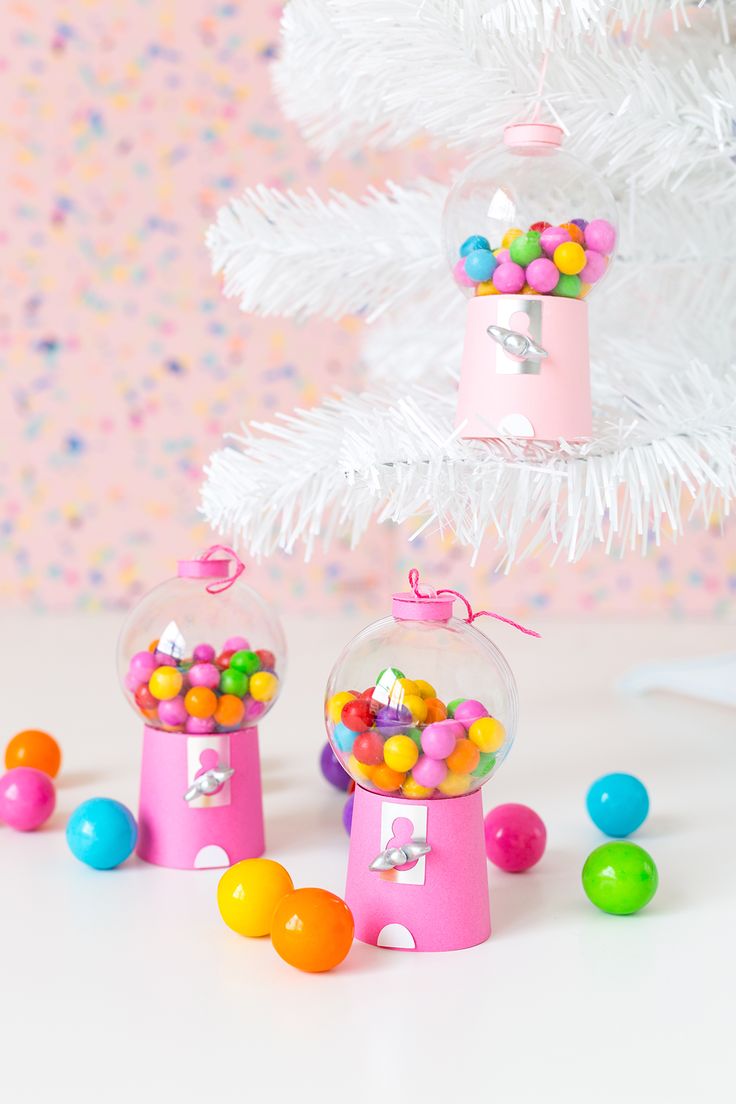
[
  {"x1": 4, "y1": 729, "x2": 62, "y2": 778},
  {"x1": 0, "y1": 767, "x2": 56, "y2": 831},
  {"x1": 270, "y1": 887, "x2": 354, "y2": 973},
  {"x1": 582, "y1": 842, "x2": 658, "y2": 915},
  {"x1": 586, "y1": 773, "x2": 649, "y2": 838},
  {"x1": 320, "y1": 742, "x2": 350, "y2": 791},
  {"x1": 217, "y1": 858, "x2": 294, "y2": 937},
  {"x1": 484, "y1": 803, "x2": 547, "y2": 872},
  {"x1": 66, "y1": 797, "x2": 138, "y2": 869}
]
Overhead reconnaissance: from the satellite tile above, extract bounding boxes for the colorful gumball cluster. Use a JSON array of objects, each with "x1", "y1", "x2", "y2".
[
  {"x1": 326, "y1": 667, "x2": 510, "y2": 800},
  {"x1": 453, "y1": 218, "x2": 616, "y2": 300},
  {"x1": 124, "y1": 634, "x2": 280, "y2": 733}
]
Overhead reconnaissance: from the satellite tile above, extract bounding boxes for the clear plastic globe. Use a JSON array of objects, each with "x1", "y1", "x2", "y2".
[
  {"x1": 443, "y1": 124, "x2": 618, "y2": 300},
  {"x1": 117, "y1": 554, "x2": 286, "y2": 733},
  {"x1": 325, "y1": 595, "x2": 518, "y2": 801}
]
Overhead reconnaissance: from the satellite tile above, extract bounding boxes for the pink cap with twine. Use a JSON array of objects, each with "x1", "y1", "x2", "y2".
[
  {"x1": 393, "y1": 569, "x2": 540, "y2": 637},
  {"x1": 177, "y1": 545, "x2": 245, "y2": 594}
]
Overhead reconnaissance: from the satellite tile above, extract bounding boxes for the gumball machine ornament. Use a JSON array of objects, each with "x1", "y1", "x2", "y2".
[
  {"x1": 118, "y1": 546, "x2": 286, "y2": 870},
  {"x1": 324, "y1": 570, "x2": 537, "y2": 951},
  {"x1": 445, "y1": 124, "x2": 618, "y2": 440}
]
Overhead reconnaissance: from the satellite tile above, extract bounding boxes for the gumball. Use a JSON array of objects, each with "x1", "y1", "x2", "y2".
[
  {"x1": 243, "y1": 698, "x2": 265, "y2": 723},
  {"x1": 230, "y1": 650, "x2": 261, "y2": 675},
  {"x1": 460, "y1": 234, "x2": 490, "y2": 256},
  {"x1": 509, "y1": 231, "x2": 542, "y2": 267},
  {"x1": 403, "y1": 694, "x2": 428, "y2": 724},
  {"x1": 249, "y1": 671, "x2": 279, "y2": 702},
  {"x1": 353, "y1": 731, "x2": 384, "y2": 766},
  {"x1": 0, "y1": 767, "x2": 55, "y2": 830},
  {"x1": 157, "y1": 696, "x2": 187, "y2": 728},
  {"x1": 220, "y1": 668, "x2": 248, "y2": 697},
  {"x1": 521, "y1": 283, "x2": 538, "y2": 295},
  {"x1": 255, "y1": 648, "x2": 276, "y2": 671},
  {"x1": 129, "y1": 650, "x2": 158, "y2": 682},
  {"x1": 358, "y1": 686, "x2": 376, "y2": 701},
  {"x1": 397, "y1": 677, "x2": 419, "y2": 696},
  {"x1": 326, "y1": 691, "x2": 356, "y2": 724},
  {"x1": 148, "y1": 666, "x2": 183, "y2": 701},
  {"x1": 453, "y1": 256, "x2": 477, "y2": 288},
  {"x1": 584, "y1": 218, "x2": 616, "y2": 254},
  {"x1": 320, "y1": 743, "x2": 350, "y2": 791},
  {"x1": 446, "y1": 738, "x2": 480, "y2": 775},
  {"x1": 438, "y1": 772, "x2": 471, "y2": 797},
  {"x1": 271, "y1": 888, "x2": 354, "y2": 972},
  {"x1": 186, "y1": 716, "x2": 216, "y2": 734},
  {"x1": 582, "y1": 842, "x2": 658, "y2": 915},
  {"x1": 402, "y1": 776, "x2": 434, "y2": 799},
  {"x1": 152, "y1": 650, "x2": 177, "y2": 667},
  {"x1": 371, "y1": 764, "x2": 405, "y2": 792},
  {"x1": 218, "y1": 858, "x2": 294, "y2": 937},
  {"x1": 540, "y1": 226, "x2": 570, "y2": 256},
  {"x1": 185, "y1": 686, "x2": 218, "y2": 719},
  {"x1": 421, "y1": 720, "x2": 464, "y2": 760},
  {"x1": 66, "y1": 798, "x2": 137, "y2": 869},
  {"x1": 423, "y1": 697, "x2": 447, "y2": 724},
  {"x1": 552, "y1": 273, "x2": 582, "y2": 298},
  {"x1": 453, "y1": 699, "x2": 488, "y2": 727},
  {"x1": 341, "y1": 697, "x2": 374, "y2": 732},
  {"x1": 348, "y1": 753, "x2": 374, "y2": 782},
  {"x1": 376, "y1": 666, "x2": 405, "y2": 685},
  {"x1": 383, "y1": 735, "x2": 420, "y2": 774},
  {"x1": 476, "y1": 280, "x2": 500, "y2": 296},
  {"x1": 412, "y1": 755, "x2": 448, "y2": 789},
  {"x1": 224, "y1": 635, "x2": 250, "y2": 652},
  {"x1": 493, "y1": 248, "x2": 510, "y2": 264},
  {"x1": 526, "y1": 257, "x2": 560, "y2": 294},
  {"x1": 570, "y1": 218, "x2": 588, "y2": 232},
  {"x1": 214, "y1": 694, "x2": 245, "y2": 728},
  {"x1": 187, "y1": 662, "x2": 221, "y2": 690},
  {"x1": 147, "y1": 638, "x2": 160, "y2": 652},
  {"x1": 553, "y1": 241, "x2": 586, "y2": 276},
  {"x1": 332, "y1": 721, "x2": 356, "y2": 753},
  {"x1": 342, "y1": 792, "x2": 355, "y2": 834},
  {"x1": 559, "y1": 221, "x2": 584, "y2": 244},
  {"x1": 580, "y1": 249, "x2": 607, "y2": 284},
  {"x1": 484, "y1": 803, "x2": 547, "y2": 872},
  {"x1": 468, "y1": 716, "x2": 506, "y2": 753},
  {"x1": 5, "y1": 729, "x2": 61, "y2": 778},
  {"x1": 405, "y1": 726, "x2": 423, "y2": 749},
  {"x1": 375, "y1": 704, "x2": 411, "y2": 736},
  {"x1": 530, "y1": 220, "x2": 551, "y2": 232},
  {"x1": 501, "y1": 227, "x2": 523, "y2": 249},
  {"x1": 473, "y1": 752, "x2": 496, "y2": 778},
  {"x1": 586, "y1": 773, "x2": 649, "y2": 838},
  {"x1": 216, "y1": 650, "x2": 235, "y2": 669},
  {"x1": 135, "y1": 684, "x2": 158, "y2": 713},
  {"x1": 192, "y1": 643, "x2": 215, "y2": 663},
  {"x1": 413, "y1": 679, "x2": 436, "y2": 699},
  {"x1": 492, "y1": 262, "x2": 525, "y2": 294},
  {"x1": 447, "y1": 697, "x2": 467, "y2": 718},
  {"x1": 464, "y1": 248, "x2": 497, "y2": 282},
  {"x1": 579, "y1": 282, "x2": 592, "y2": 298}
]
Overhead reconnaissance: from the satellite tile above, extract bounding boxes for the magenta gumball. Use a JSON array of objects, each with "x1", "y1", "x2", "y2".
[
  {"x1": 0, "y1": 767, "x2": 56, "y2": 831},
  {"x1": 187, "y1": 662, "x2": 221, "y2": 690},
  {"x1": 492, "y1": 261, "x2": 525, "y2": 294},
  {"x1": 584, "y1": 219, "x2": 616, "y2": 254},
  {"x1": 540, "y1": 226, "x2": 571, "y2": 256},
  {"x1": 421, "y1": 720, "x2": 464, "y2": 760},
  {"x1": 185, "y1": 716, "x2": 216, "y2": 734},
  {"x1": 412, "y1": 756, "x2": 448, "y2": 789},
  {"x1": 157, "y1": 696, "x2": 187, "y2": 727},
  {"x1": 453, "y1": 256, "x2": 477, "y2": 288},
  {"x1": 192, "y1": 642, "x2": 215, "y2": 663},
  {"x1": 453, "y1": 699, "x2": 489, "y2": 728},
  {"x1": 243, "y1": 698, "x2": 266, "y2": 723},
  {"x1": 130, "y1": 651, "x2": 157, "y2": 681},
  {"x1": 580, "y1": 249, "x2": 607, "y2": 284},
  {"x1": 224, "y1": 635, "x2": 250, "y2": 652},
  {"x1": 525, "y1": 257, "x2": 560, "y2": 294},
  {"x1": 484, "y1": 803, "x2": 547, "y2": 872},
  {"x1": 494, "y1": 248, "x2": 510, "y2": 264}
]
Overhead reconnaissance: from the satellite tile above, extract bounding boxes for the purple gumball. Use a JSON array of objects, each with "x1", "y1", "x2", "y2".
[
  {"x1": 320, "y1": 742, "x2": 350, "y2": 791},
  {"x1": 375, "y1": 705, "x2": 411, "y2": 737},
  {"x1": 343, "y1": 792, "x2": 355, "y2": 835}
]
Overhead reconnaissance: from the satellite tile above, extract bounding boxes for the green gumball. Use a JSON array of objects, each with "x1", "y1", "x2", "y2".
[
  {"x1": 472, "y1": 752, "x2": 496, "y2": 778},
  {"x1": 230, "y1": 649, "x2": 261, "y2": 675},
  {"x1": 582, "y1": 842, "x2": 658, "y2": 915},
  {"x1": 509, "y1": 231, "x2": 542, "y2": 267},
  {"x1": 552, "y1": 273, "x2": 582, "y2": 298},
  {"x1": 220, "y1": 668, "x2": 249, "y2": 697},
  {"x1": 447, "y1": 697, "x2": 467, "y2": 718}
]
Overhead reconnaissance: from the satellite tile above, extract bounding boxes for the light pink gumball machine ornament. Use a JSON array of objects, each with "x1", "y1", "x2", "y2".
[
  {"x1": 445, "y1": 124, "x2": 618, "y2": 441},
  {"x1": 117, "y1": 546, "x2": 286, "y2": 870},
  {"x1": 324, "y1": 570, "x2": 537, "y2": 952}
]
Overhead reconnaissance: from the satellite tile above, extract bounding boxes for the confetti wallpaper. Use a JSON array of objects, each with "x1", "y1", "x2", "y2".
[{"x1": 1, "y1": 1, "x2": 733, "y2": 619}]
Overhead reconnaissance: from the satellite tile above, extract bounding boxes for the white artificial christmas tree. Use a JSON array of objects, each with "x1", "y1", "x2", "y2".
[{"x1": 203, "y1": 0, "x2": 735, "y2": 568}]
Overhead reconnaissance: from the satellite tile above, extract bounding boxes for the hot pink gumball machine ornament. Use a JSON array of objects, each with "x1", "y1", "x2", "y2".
[
  {"x1": 117, "y1": 546, "x2": 286, "y2": 870},
  {"x1": 445, "y1": 123, "x2": 618, "y2": 441},
  {"x1": 324, "y1": 570, "x2": 537, "y2": 951}
]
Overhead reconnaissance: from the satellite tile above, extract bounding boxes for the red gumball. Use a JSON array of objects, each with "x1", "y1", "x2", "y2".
[
  {"x1": 341, "y1": 698, "x2": 374, "y2": 733},
  {"x1": 352, "y1": 732, "x2": 384, "y2": 766},
  {"x1": 255, "y1": 649, "x2": 275, "y2": 671},
  {"x1": 217, "y1": 650, "x2": 235, "y2": 669},
  {"x1": 135, "y1": 685, "x2": 157, "y2": 711},
  {"x1": 530, "y1": 220, "x2": 551, "y2": 232}
]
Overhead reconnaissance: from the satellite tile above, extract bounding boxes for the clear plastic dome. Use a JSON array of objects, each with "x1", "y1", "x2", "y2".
[
  {"x1": 324, "y1": 597, "x2": 518, "y2": 801},
  {"x1": 443, "y1": 124, "x2": 618, "y2": 301},
  {"x1": 117, "y1": 550, "x2": 286, "y2": 733}
]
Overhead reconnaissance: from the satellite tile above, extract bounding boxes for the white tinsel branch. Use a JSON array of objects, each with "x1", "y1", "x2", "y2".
[{"x1": 201, "y1": 363, "x2": 736, "y2": 567}]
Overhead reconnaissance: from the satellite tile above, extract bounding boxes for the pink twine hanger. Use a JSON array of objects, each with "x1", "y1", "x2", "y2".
[
  {"x1": 200, "y1": 544, "x2": 245, "y2": 594},
  {"x1": 407, "y1": 569, "x2": 540, "y2": 638}
]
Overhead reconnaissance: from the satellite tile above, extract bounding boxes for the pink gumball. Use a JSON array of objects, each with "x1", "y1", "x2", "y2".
[
  {"x1": 243, "y1": 698, "x2": 265, "y2": 723},
  {"x1": 540, "y1": 227, "x2": 571, "y2": 256},
  {"x1": 187, "y1": 662, "x2": 220, "y2": 690},
  {"x1": 124, "y1": 670, "x2": 140, "y2": 692},
  {"x1": 224, "y1": 635, "x2": 250, "y2": 652},
  {"x1": 130, "y1": 651, "x2": 157, "y2": 681},
  {"x1": 0, "y1": 767, "x2": 56, "y2": 831},
  {"x1": 193, "y1": 643, "x2": 215, "y2": 663},
  {"x1": 453, "y1": 256, "x2": 477, "y2": 288},
  {"x1": 412, "y1": 756, "x2": 448, "y2": 789},
  {"x1": 421, "y1": 720, "x2": 464, "y2": 760},
  {"x1": 484, "y1": 803, "x2": 547, "y2": 872},
  {"x1": 580, "y1": 249, "x2": 607, "y2": 284},
  {"x1": 185, "y1": 716, "x2": 216, "y2": 734},
  {"x1": 584, "y1": 219, "x2": 616, "y2": 254},
  {"x1": 453, "y1": 699, "x2": 489, "y2": 728},
  {"x1": 494, "y1": 248, "x2": 510, "y2": 264},
  {"x1": 526, "y1": 257, "x2": 560, "y2": 294},
  {"x1": 158, "y1": 696, "x2": 187, "y2": 727},
  {"x1": 492, "y1": 262, "x2": 525, "y2": 294},
  {"x1": 153, "y1": 651, "x2": 177, "y2": 667}
]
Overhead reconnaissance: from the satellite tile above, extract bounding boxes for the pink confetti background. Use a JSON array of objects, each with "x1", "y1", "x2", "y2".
[{"x1": 1, "y1": 1, "x2": 733, "y2": 619}]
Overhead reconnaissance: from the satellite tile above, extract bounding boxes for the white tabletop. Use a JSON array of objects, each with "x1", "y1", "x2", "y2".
[{"x1": 2, "y1": 613, "x2": 733, "y2": 1103}]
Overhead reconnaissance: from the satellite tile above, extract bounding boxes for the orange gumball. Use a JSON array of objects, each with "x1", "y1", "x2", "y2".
[
  {"x1": 5, "y1": 729, "x2": 61, "y2": 778},
  {"x1": 371, "y1": 764, "x2": 406, "y2": 792},
  {"x1": 214, "y1": 694, "x2": 245, "y2": 728},
  {"x1": 560, "y1": 221, "x2": 584, "y2": 244},
  {"x1": 446, "y1": 737, "x2": 481, "y2": 775},
  {"x1": 423, "y1": 698, "x2": 447, "y2": 724},
  {"x1": 271, "y1": 888, "x2": 354, "y2": 973},
  {"x1": 184, "y1": 686, "x2": 217, "y2": 719}
]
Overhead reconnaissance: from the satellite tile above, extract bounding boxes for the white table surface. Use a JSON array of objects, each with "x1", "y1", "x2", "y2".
[{"x1": 1, "y1": 613, "x2": 734, "y2": 1103}]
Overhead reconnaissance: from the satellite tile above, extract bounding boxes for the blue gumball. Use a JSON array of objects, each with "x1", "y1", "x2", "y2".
[
  {"x1": 332, "y1": 721, "x2": 355, "y2": 753},
  {"x1": 586, "y1": 773, "x2": 649, "y2": 838},
  {"x1": 460, "y1": 234, "x2": 491, "y2": 257},
  {"x1": 66, "y1": 797, "x2": 138, "y2": 870},
  {"x1": 463, "y1": 248, "x2": 497, "y2": 282}
]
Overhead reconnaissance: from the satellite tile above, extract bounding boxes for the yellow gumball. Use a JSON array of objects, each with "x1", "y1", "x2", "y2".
[
  {"x1": 249, "y1": 671, "x2": 279, "y2": 702},
  {"x1": 402, "y1": 776, "x2": 435, "y2": 799},
  {"x1": 468, "y1": 716, "x2": 506, "y2": 753},
  {"x1": 521, "y1": 283, "x2": 538, "y2": 294},
  {"x1": 579, "y1": 282, "x2": 592, "y2": 298},
  {"x1": 397, "y1": 678, "x2": 419, "y2": 697},
  {"x1": 148, "y1": 666, "x2": 183, "y2": 701},
  {"x1": 553, "y1": 241, "x2": 586, "y2": 276},
  {"x1": 476, "y1": 280, "x2": 499, "y2": 296},
  {"x1": 413, "y1": 679, "x2": 436, "y2": 699},
  {"x1": 502, "y1": 227, "x2": 523, "y2": 249},
  {"x1": 403, "y1": 694, "x2": 428, "y2": 724},
  {"x1": 383, "y1": 735, "x2": 419, "y2": 774},
  {"x1": 217, "y1": 859, "x2": 294, "y2": 937},
  {"x1": 348, "y1": 754, "x2": 374, "y2": 781},
  {"x1": 438, "y1": 773, "x2": 472, "y2": 797},
  {"x1": 326, "y1": 691, "x2": 355, "y2": 724}
]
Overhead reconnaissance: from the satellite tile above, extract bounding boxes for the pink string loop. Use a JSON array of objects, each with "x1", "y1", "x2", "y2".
[
  {"x1": 200, "y1": 544, "x2": 245, "y2": 595},
  {"x1": 408, "y1": 569, "x2": 540, "y2": 638}
]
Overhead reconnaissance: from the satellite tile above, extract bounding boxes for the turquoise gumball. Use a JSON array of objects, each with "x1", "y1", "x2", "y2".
[
  {"x1": 464, "y1": 248, "x2": 497, "y2": 282},
  {"x1": 586, "y1": 773, "x2": 649, "y2": 837},
  {"x1": 459, "y1": 234, "x2": 490, "y2": 257},
  {"x1": 66, "y1": 798, "x2": 138, "y2": 870},
  {"x1": 332, "y1": 721, "x2": 356, "y2": 752}
]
